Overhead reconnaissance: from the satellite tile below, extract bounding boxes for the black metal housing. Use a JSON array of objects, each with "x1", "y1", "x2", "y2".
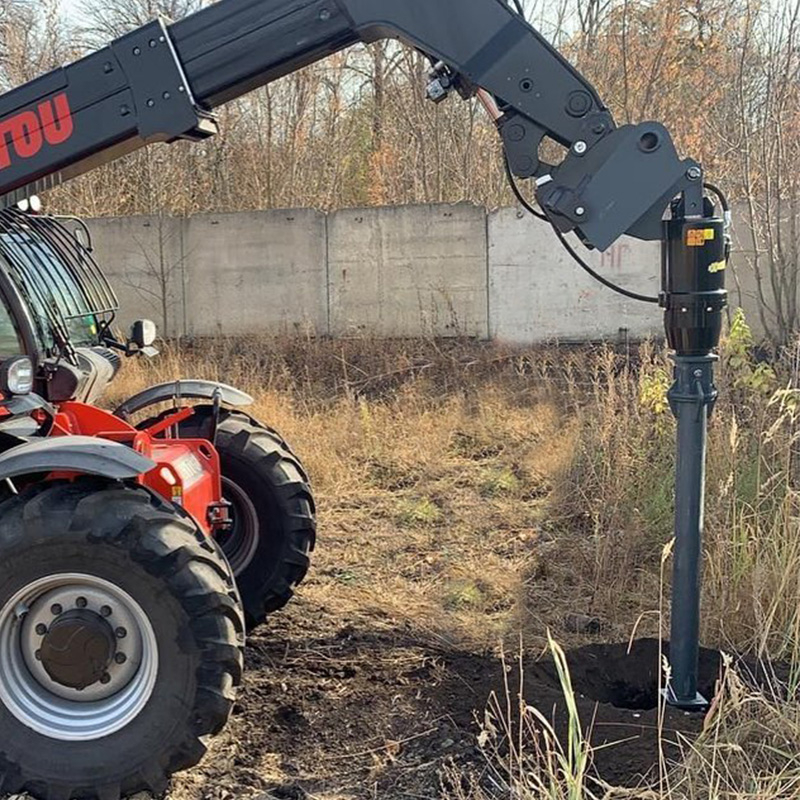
[{"x1": 663, "y1": 214, "x2": 727, "y2": 356}]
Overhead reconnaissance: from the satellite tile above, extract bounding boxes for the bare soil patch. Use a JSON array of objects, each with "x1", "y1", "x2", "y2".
[{"x1": 171, "y1": 602, "x2": 786, "y2": 800}]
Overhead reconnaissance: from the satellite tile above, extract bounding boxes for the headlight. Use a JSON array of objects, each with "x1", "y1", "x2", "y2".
[
  {"x1": 1, "y1": 356, "x2": 34, "y2": 395},
  {"x1": 16, "y1": 195, "x2": 42, "y2": 214}
]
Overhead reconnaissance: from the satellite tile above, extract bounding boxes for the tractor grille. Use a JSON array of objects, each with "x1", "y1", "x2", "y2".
[{"x1": 0, "y1": 208, "x2": 118, "y2": 349}]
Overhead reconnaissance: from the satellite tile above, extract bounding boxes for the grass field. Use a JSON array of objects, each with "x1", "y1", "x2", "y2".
[{"x1": 101, "y1": 319, "x2": 800, "y2": 800}]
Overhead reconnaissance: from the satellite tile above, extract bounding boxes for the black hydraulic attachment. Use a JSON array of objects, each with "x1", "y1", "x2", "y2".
[{"x1": 661, "y1": 190, "x2": 728, "y2": 709}]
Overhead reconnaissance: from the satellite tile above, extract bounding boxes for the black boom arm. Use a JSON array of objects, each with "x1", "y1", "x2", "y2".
[{"x1": 0, "y1": 0, "x2": 702, "y2": 250}]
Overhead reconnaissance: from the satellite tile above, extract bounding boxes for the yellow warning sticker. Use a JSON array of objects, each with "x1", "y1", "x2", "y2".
[
  {"x1": 708, "y1": 260, "x2": 727, "y2": 274},
  {"x1": 687, "y1": 228, "x2": 716, "y2": 247}
]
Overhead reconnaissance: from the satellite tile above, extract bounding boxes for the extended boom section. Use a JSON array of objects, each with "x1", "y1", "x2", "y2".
[
  {"x1": 0, "y1": 18, "x2": 217, "y2": 207},
  {"x1": 0, "y1": 0, "x2": 697, "y2": 251}
]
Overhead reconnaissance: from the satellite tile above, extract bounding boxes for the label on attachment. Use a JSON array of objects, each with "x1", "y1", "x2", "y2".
[{"x1": 687, "y1": 229, "x2": 716, "y2": 247}]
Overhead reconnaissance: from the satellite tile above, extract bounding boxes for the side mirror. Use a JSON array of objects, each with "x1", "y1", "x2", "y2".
[
  {"x1": 128, "y1": 320, "x2": 159, "y2": 357},
  {"x1": 130, "y1": 319, "x2": 157, "y2": 349}
]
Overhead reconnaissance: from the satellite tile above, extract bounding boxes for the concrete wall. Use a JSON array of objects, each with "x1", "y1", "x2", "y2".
[
  {"x1": 489, "y1": 208, "x2": 661, "y2": 343},
  {"x1": 87, "y1": 203, "x2": 761, "y2": 344},
  {"x1": 328, "y1": 205, "x2": 488, "y2": 338}
]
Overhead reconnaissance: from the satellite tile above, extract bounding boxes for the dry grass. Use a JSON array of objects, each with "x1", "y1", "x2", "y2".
[
  {"x1": 108, "y1": 336, "x2": 570, "y2": 652},
  {"x1": 106, "y1": 323, "x2": 800, "y2": 799}
]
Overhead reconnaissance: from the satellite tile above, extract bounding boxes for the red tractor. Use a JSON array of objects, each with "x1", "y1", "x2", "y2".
[{"x1": 0, "y1": 206, "x2": 315, "y2": 797}]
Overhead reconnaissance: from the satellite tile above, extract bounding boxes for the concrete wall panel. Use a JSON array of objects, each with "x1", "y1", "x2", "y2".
[
  {"x1": 89, "y1": 215, "x2": 185, "y2": 338},
  {"x1": 489, "y1": 208, "x2": 662, "y2": 343},
  {"x1": 328, "y1": 204, "x2": 488, "y2": 338},
  {"x1": 182, "y1": 210, "x2": 328, "y2": 336}
]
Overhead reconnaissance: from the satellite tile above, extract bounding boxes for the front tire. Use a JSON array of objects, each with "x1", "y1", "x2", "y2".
[
  {"x1": 0, "y1": 479, "x2": 244, "y2": 800},
  {"x1": 178, "y1": 410, "x2": 316, "y2": 629}
]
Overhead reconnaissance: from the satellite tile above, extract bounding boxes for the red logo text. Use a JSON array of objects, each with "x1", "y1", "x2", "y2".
[{"x1": 0, "y1": 93, "x2": 73, "y2": 171}]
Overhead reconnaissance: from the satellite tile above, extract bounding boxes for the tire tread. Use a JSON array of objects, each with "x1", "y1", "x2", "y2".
[{"x1": 0, "y1": 479, "x2": 244, "y2": 800}]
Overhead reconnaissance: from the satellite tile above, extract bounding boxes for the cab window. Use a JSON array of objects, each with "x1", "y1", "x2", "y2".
[
  {"x1": 1, "y1": 231, "x2": 100, "y2": 352},
  {"x1": 0, "y1": 296, "x2": 24, "y2": 358}
]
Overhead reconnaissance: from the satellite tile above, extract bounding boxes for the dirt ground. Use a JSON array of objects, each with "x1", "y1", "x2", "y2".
[
  {"x1": 165, "y1": 482, "x2": 740, "y2": 800},
  {"x1": 170, "y1": 606, "x2": 739, "y2": 799}
]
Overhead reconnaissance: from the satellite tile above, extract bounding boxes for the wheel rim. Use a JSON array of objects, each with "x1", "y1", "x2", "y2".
[
  {"x1": 219, "y1": 476, "x2": 261, "y2": 575},
  {"x1": 0, "y1": 573, "x2": 159, "y2": 741}
]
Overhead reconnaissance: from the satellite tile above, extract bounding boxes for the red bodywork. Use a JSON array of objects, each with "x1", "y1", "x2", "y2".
[{"x1": 42, "y1": 402, "x2": 225, "y2": 537}]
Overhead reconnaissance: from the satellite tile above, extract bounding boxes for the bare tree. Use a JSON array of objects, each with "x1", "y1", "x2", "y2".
[
  {"x1": 734, "y1": 0, "x2": 800, "y2": 345},
  {"x1": 78, "y1": 0, "x2": 206, "y2": 45},
  {"x1": 0, "y1": 0, "x2": 71, "y2": 88}
]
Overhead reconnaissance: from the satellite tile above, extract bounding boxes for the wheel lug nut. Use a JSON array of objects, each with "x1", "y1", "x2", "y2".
[
  {"x1": 50, "y1": 604, "x2": 62, "y2": 616},
  {"x1": 100, "y1": 606, "x2": 112, "y2": 617},
  {"x1": 35, "y1": 623, "x2": 47, "y2": 636},
  {"x1": 114, "y1": 653, "x2": 127, "y2": 665},
  {"x1": 100, "y1": 673, "x2": 111, "y2": 684},
  {"x1": 34, "y1": 649, "x2": 42, "y2": 661},
  {"x1": 75, "y1": 597, "x2": 87, "y2": 609},
  {"x1": 115, "y1": 627, "x2": 127, "y2": 639}
]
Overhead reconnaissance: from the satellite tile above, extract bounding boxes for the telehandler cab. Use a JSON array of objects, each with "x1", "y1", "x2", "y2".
[{"x1": 0, "y1": 0, "x2": 729, "y2": 796}]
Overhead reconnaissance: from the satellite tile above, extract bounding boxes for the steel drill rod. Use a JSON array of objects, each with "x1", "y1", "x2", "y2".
[{"x1": 667, "y1": 355, "x2": 715, "y2": 709}]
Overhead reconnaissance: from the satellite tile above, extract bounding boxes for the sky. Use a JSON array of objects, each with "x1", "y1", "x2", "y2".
[{"x1": 58, "y1": 0, "x2": 83, "y2": 23}]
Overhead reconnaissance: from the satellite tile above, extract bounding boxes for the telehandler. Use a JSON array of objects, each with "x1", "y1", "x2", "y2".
[{"x1": 0, "y1": 0, "x2": 728, "y2": 797}]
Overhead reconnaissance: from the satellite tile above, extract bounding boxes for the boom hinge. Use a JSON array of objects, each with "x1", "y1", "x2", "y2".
[{"x1": 112, "y1": 19, "x2": 218, "y2": 144}]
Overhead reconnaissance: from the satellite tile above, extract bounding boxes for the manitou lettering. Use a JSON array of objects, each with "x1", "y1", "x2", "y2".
[{"x1": 0, "y1": 93, "x2": 73, "y2": 171}]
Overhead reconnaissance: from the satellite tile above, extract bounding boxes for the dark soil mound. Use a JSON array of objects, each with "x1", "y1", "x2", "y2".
[{"x1": 440, "y1": 638, "x2": 790, "y2": 787}]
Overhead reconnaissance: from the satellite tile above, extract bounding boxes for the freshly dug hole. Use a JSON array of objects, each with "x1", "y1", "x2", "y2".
[
  {"x1": 440, "y1": 638, "x2": 790, "y2": 787},
  {"x1": 544, "y1": 638, "x2": 720, "y2": 710}
]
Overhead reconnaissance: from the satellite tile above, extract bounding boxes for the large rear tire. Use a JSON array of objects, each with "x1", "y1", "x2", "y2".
[
  {"x1": 177, "y1": 409, "x2": 316, "y2": 630},
  {"x1": 0, "y1": 478, "x2": 244, "y2": 800}
]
